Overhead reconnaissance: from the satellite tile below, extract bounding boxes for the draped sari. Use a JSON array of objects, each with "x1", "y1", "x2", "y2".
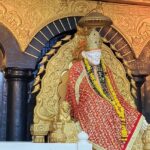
[{"x1": 66, "y1": 60, "x2": 144, "y2": 150}]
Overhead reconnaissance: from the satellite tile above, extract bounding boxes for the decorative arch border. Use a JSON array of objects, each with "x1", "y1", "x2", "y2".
[
  {"x1": 31, "y1": 21, "x2": 139, "y2": 142},
  {"x1": 100, "y1": 26, "x2": 136, "y2": 62},
  {"x1": 30, "y1": 17, "x2": 138, "y2": 100},
  {"x1": 0, "y1": 16, "x2": 137, "y2": 70},
  {"x1": 25, "y1": 16, "x2": 136, "y2": 70},
  {"x1": 25, "y1": 16, "x2": 80, "y2": 69}
]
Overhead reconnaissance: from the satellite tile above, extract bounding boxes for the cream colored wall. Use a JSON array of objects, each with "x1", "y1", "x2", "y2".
[{"x1": 0, "y1": 0, "x2": 150, "y2": 57}]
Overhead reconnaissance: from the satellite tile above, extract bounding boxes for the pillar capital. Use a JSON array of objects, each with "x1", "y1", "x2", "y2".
[
  {"x1": 132, "y1": 75, "x2": 146, "y2": 86},
  {"x1": 4, "y1": 68, "x2": 33, "y2": 80}
]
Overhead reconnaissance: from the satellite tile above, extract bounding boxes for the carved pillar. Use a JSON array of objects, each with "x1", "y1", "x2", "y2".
[
  {"x1": 5, "y1": 68, "x2": 33, "y2": 141},
  {"x1": 144, "y1": 75, "x2": 150, "y2": 123},
  {"x1": 133, "y1": 75, "x2": 146, "y2": 113}
]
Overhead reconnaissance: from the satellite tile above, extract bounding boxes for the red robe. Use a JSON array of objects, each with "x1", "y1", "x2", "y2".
[{"x1": 66, "y1": 61, "x2": 143, "y2": 150}]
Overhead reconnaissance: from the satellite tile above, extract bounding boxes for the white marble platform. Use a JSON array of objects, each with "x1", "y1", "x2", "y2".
[
  {"x1": 0, "y1": 142, "x2": 92, "y2": 150},
  {"x1": 0, "y1": 132, "x2": 92, "y2": 150}
]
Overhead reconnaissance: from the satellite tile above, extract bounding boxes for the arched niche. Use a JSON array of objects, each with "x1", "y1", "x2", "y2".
[
  {"x1": 0, "y1": 23, "x2": 35, "y2": 69},
  {"x1": 25, "y1": 16, "x2": 136, "y2": 71},
  {"x1": 25, "y1": 16, "x2": 141, "y2": 141}
]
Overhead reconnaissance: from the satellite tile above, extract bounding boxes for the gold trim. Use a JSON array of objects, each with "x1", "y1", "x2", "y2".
[
  {"x1": 67, "y1": 17, "x2": 72, "y2": 30},
  {"x1": 40, "y1": 31, "x2": 49, "y2": 41},
  {"x1": 53, "y1": 41, "x2": 62, "y2": 48},
  {"x1": 103, "y1": 27, "x2": 112, "y2": 38},
  {"x1": 100, "y1": 0, "x2": 150, "y2": 6},
  {"x1": 75, "y1": 71, "x2": 85, "y2": 104},
  {"x1": 113, "y1": 38, "x2": 123, "y2": 46},
  {"x1": 117, "y1": 44, "x2": 128, "y2": 52},
  {"x1": 62, "y1": 35, "x2": 72, "y2": 41},
  {"x1": 40, "y1": 56, "x2": 48, "y2": 65},
  {"x1": 37, "y1": 65, "x2": 45, "y2": 75},
  {"x1": 122, "y1": 51, "x2": 132, "y2": 57},
  {"x1": 126, "y1": 116, "x2": 145, "y2": 150},
  {"x1": 98, "y1": 27, "x2": 103, "y2": 33},
  {"x1": 127, "y1": 59, "x2": 136, "y2": 63},
  {"x1": 59, "y1": 19, "x2": 66, "y2": 31},
  {"x1": 29, "y1": 44, "x2": 41, "y2": 52},
  {"x1": 34, "y1": 37, "x2": 45, "y2": 46},
  {"x1": 74, "y1": 17, "x2": 78, "y2": 27},
  {"x1": 32, "y1": 84, "x2": 40, "y2": 93},
  {"x1": 24, "y1": 51, "x2": 38, "y2": 58},
  {"x1": 46, "y1": 26, "x2": 54, "y2": 36},
  {"x1": 46, "y1": 49, "x2": 55, "y2": 56},
  {"x1": 53, "y1": 22, "x2": 60, "y2": 34},
  {"x1": 91, "y1": 142, "x2": 106, "y2": 150},
  {"x1": 108, "y1": 32, "x2": 118, "y2": 42},
  {"x1": 33, "y1": 76, "x2": 41, "y2": 86}
]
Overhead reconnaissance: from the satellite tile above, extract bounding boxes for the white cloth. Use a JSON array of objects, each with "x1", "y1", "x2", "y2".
[
  {"x1": 82, "y1": 50, "x2": 101, "y2": 66},
  {"x1": 142, "y1": 119, "x2": 149, "y2": 131}
]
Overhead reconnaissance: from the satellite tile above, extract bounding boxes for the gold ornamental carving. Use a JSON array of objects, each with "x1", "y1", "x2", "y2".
[
  {"x1": 32, "y1": 32, "x2": 137, "y2": 142},
  {"x1": 34, "y1": 35, "x2": 79, "y2": 125},
  {"x1": 0, "y1": 0, "x2": 150, "y2": 56},
  {"x1": 100, "y1": 0, "x2": 150, "y2": 6},
  {"x1": 0, "y1": 0, "x2": 97, "y2": 51},
  {"x1": 103, "y1": 3, "x2": 150, "y2": 57}
]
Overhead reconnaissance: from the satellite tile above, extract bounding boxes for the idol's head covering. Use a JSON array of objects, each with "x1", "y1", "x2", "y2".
[{"x1": 78, "y1": 11, "x2": 113, "y2": 28}]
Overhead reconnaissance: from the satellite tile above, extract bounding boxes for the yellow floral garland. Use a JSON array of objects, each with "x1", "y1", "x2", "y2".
[{"x1": 84, "y1": 58, "x2": 128, "y2": 142}]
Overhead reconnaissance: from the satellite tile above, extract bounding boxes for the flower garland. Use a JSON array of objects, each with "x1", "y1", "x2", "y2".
[
  {"x1": 97, "y1": 62, "x2": 111, "y2": 98},
  {"x1": 83, "y1": 58, "x2": 128, "y2": 142}
]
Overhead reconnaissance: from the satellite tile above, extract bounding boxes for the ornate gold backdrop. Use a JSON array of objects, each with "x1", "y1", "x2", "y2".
[
  {"x1": 1, "y1": 0, "x2": 150, "y2": 143},
  {"x1": 0, "y1": 0, "x2": 150, "y2": 58}
]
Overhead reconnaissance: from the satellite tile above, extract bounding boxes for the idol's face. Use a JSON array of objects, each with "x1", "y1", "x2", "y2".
[{"x1": 82, "y1": 49, "x2": 101, "y2": 66}]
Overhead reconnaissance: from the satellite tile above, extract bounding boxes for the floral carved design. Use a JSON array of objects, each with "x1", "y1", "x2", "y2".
[
  {"x1": 0, "y1": 0, "x2": 97, "y2": 51},
  {"x1": 32, "y1": 33, "x2": 136, "y2": 142},
  {"x1": 103, "y1": 3, "x2": 150, "y2": 57},
  {"x1": 0, "y1": 0, "x2": 150, "y2": 57}
]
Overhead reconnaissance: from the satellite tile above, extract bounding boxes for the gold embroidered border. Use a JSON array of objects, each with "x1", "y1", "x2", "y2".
[
  {"x1": 126, "y1": 116, "x2": 145, "y2": 150},
  {"x1": 91, "y1": 142, "x2": 106, "y2": 150},
  {"x1": 76, "y1": 116, "x2": 144, "y2": 150},
  {"x1": 75, "y1": 70, "x2": 85, "y2": 104}
]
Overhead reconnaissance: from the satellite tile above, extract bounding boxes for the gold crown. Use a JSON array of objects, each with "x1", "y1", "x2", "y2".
[{"x1": 78, "y1": 11, "x2": 113, "y2": 28}]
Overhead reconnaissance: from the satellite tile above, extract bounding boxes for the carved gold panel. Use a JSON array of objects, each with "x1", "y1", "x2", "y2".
[
  {"x1": 0, "y1": 0, "x2": 97, "y2": 51},
  {"x1": 101, "y1": 0, "x2": 150, "y2": 6},
  {"x1": 33, "y1": 33, "x2": 135, "y2": 134},
  {"x1": 102, "y1": 3, "x2": 150, "y2": 57},
  {"x1": 0, "y1": 0, "x2": 150, "y2": 58}
]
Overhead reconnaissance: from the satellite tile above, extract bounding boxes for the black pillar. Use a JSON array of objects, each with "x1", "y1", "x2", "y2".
[
  {"x1": 5, "y1": 68, "x2": 32, "y2": 141},
  {"x1": 133, "y1": 75, "x2": 146, "y2": 113},
  {"x1": 144, "y1": 75, "x2": 150, "y2": 123}
]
